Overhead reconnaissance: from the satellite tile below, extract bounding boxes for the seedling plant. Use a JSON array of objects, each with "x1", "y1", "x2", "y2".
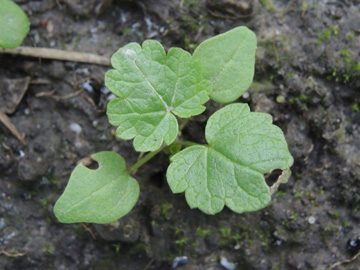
[{"x1": 54, "y1": 27, "x2": 294, "y2": 224}]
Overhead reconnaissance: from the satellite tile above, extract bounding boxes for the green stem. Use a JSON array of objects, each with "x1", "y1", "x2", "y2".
[
  {"x1": 128, "y1": 147, "x2": 163, "y2": 174},
  {"x1": 179, "y1": 118, "x2": 190, "y2": 131},
  {"x1": 177, "y1": 140, "x2": 199, "y2": 147}
]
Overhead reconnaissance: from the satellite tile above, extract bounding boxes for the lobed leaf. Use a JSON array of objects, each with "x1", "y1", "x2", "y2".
[
  {"x1": 0, "y1": 0, "x2": 30, "y2": 48},
  {"x1": 54, "y1": 151, "x2": 139, "y2": 224},
  {"x1": 167, "y1": 104, "x2": 294, "y2": 215},
  {"x1": 106, "y1": 40, "x2": 212, "y2": 152},
  {"x1": 193, "y1": 26, "x2": 256, "y2": 103}
]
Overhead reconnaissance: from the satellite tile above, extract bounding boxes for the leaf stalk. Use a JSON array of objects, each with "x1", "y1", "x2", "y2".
[{"x1": 128, "y1": 146, "x2": 163, "y2": 174}]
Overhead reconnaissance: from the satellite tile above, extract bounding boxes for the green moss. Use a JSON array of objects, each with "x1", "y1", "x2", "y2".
[
  {"x1": 43, "y1": 246, "x2": 54, "y2": 255},
  {"x1": 161, "y1": 250, "x2": 176, "y2": 261},
  {"x1": 324, "y1": 223, "x2": 336, "y2": 232},
  {"x1": 340, "y1": 48, "x2": 351, "y2": 63},
  {"x1": 220, "y1": 228, "x2": 232, "y2": 246},
  {"x1": 136, "y1": 243, "x2": 152, "y2": 256},
  {"x1": 175, "y1": 237, "x2": 188, "y2": 246},
  {"x1": 220, "y1": 228, "x2": 231, "y2": 238},
  {"x1": 353, "y1": 103, "x2": 359, "y2": 112},
  {"x1": 123, "y1": 27, "x2": 131, "y2": 35},
  {"x1": 320, "y1": 29, "x2": 331, "y2": 40},
  {"x1": 41, "y1": 198, "x2": 48, "y2": 207},
  {"x1": 196, "y1": 226, "x2": 210, "y2": 237},
  {"x1": 316, "y1": 26, "x2": 339, "y2": 46},
  {"x1": 260, "y1": 0, "x2": 276, "y2": 12},
  {"x1": 285, "y1": 71, "x2": 295, "y2": 79},
  {"x1": 183, "y1": 0, "x2": 198, "y2": 8},
  {"x1": 301, "y1": 2, "x2": 308, "y2": 13},
  {"x1": 160, "y1": 203, "x2": 172, "y2": 221},
  {"x1": 352, "y1": 62, "x2": 360, "y2": 72},
  {"x1": 258, "y1": 232, "x2": 269, "y2": 247},
  {"x1": 348, "y1": 31, "x2": 355, "y2": 39}
]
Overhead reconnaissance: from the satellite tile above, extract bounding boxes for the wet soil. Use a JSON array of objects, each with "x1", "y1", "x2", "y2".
[{"x1": 1, "y1": 0, "x2": 360, "y2": 269}]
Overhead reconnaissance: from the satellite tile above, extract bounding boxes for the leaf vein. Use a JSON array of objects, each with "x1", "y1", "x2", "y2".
[
  {"x1": 125, "y1": 54, "x2": 170, "y2": 112},
  {"x1": 213, "y1": 31, "x2": 249, "y2": 84}
]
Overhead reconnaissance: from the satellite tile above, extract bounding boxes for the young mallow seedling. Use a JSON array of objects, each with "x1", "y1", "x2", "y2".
[{"x1": 54, "y1": 27, "x2": 294, "y2": 224}]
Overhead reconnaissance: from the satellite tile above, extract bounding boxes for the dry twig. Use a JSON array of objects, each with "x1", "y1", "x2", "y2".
[
  {"x1": 80, "y1": 223, "x2": 96, "y2": 240},
  {"x1": 144, "y1": 258, "x2": 155, "y2": 270},
  {"x1": 0, "y1": 47, "x2": 111, "y2": 66},
  {"x1": 207, "y1": 8, "x2": 252, "y2": 20},
  {"x1": 328, "y1": 251, "x2": 360, "y2": 269},
  {"x1": 0, "y1": 110, "x2": 26, "y2": 145},
  {"x1": 35, "y1": 90, "x2": 56, "y2": 97},
  {"x1": 53, "y1": 89, "x2": 84, "y2": 100},
  {"x1": 0, "y1": 247, "x2": 25, "y2": 257}
]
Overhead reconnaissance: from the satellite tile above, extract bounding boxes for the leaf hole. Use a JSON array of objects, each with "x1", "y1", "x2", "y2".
[
  {"x1": 265, "y1": 169, "x2": 283, "y2": 187},
  {"x1": 79, "y1": 157, "x2": 99, "y2": 170}
]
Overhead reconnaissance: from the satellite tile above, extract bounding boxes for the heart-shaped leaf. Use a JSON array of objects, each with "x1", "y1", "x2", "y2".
[
  {"x1": 167, "y1": 104, "x2": 294, "y2": 215},
  {"x1": 54, "y1": 151, "x2": 139, "y2": 224},
  {"x1": 0, "y1": 0, "x2": 30, "y2": 48},
  {"x1": 193, "y1": 26, "x2": 256, "y2": 103},
  {"x1": 106, "y1": 40, "x2": 212, "y2": 152}
]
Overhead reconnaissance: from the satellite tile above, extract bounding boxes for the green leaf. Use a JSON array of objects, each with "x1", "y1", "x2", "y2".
[
  {"x1": 0, "y1": 0, "x2": 30, "y2": 48},
  {"x1": 167, "y1": 103, "x2": 294, "y2": 215},
  {"x1": 106, "y1": 40, "x2": 212, "y2": 152},
  {"x1": 54, "y1": 151, "x2": 139, "y2": 224},
  {"x1": 193, "y1": 26, "x2": 256, "y2": 103}
]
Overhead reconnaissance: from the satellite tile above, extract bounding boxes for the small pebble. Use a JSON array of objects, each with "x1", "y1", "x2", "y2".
[
  {"x1": 145, "y1": 17, "x2": 153, "y2": 32},
  {"x1": 347, "y1": 236, "x2": 360, "y2": 253},
  {"x1": 0, "y1": 218, "x2": 5, "y2": 230},
  {"x1": 242, "y1": 92, "x2": 250, "y2": 98},
  {"x1": 100, "y1": 86, "x2": 110, "y2": 94},
  {"x1": 31, "y1": 30, "x2": 40, "y2": 44},
  {"x1": 132, "y1": 22, "x2": 141, "y2": 31},
  {"x1": 120, "y1": 11, "x2": 127, "y2": 23},
  {"x1": 46, "y1": 20, "x2": 54, "y2": 33},
  {"x1": 234, "y1": 242, "x2": 241, "y2": 250},
  {"x1": 69, "y1": 123, "x2": 82, "y2": 134},
  {"x1": 4, "y1": 231, "x2": 16, "y2": 241},
  {"x1": 220, "y1": 256, "x2": 237, "y2": 270},
  {"x1": 107, "y1": 93, "x2": 116, "y2": 101},
  {"x1": 308, "y1": 216, "x2": 316, "y2": 224},
  {"x1": 19, "y1": 150, "x2": 25, "y2": 157},
  {"x1": 172, "y1": 256, "x2": 188, "y2": 268},
  {"x1": 83, "y1": 80, "x2": 93, "y2": 93},
  {"x1": 159, "y1": 26, "x2": 167, "y2": 34}
]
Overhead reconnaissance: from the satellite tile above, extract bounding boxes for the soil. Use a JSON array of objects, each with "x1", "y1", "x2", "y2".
[{"x1": 1, "y1": 0, "x2": 360, "y2": 269}]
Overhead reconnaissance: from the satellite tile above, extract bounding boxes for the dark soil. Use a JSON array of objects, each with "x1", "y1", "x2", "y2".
[{"x1": 1, "y1": 0, "x2": 360, "y2": 269}]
